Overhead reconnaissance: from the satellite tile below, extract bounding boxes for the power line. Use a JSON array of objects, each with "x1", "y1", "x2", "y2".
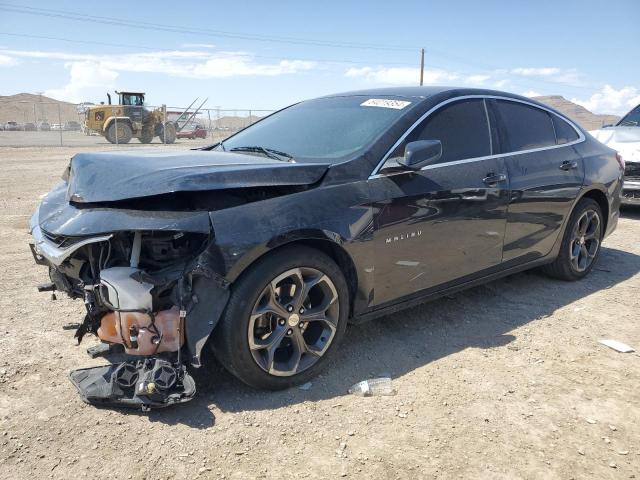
[
  {"x1": 0, "y1": 30, "x2": 595, "y2": 94},
  {"x1": 0, "y1": 8, "x2": 597, "y2": 95},
  {"x1": 0, "y1": 31, "x2": 419, "y2": 67},
  {"x1": 0, "y1": 3, "x2": 417, "y2": 52},
  {"x1": 0, "y1": 3, "x2": 597, "y2": 92}
]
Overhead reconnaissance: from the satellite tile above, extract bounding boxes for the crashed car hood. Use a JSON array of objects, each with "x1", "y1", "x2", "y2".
[
  {"x1": 67, "y1": 150, "x2": 331, "y2": 203},
  {"x1": 590, "y1": 127, "x2": 640, "y2": 164}
]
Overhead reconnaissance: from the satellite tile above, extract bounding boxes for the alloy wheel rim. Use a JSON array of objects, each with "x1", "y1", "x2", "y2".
[
  {"x1": 570, "y1": 209, "x2": 601, "y2": 272},
  {"x1": 248, "y1": 267, "x2": 339, "y2": 377}
]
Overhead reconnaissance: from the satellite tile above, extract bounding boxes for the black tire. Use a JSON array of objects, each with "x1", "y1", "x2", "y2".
[
  {"x1": 138, "y1": 127, "x2": 154, "y2": 144},
  {"x1": 157, "y1": 122, "x2": 176, "y2": 144},
  {"x1": 105, "y1": 121, "x2": 132, "y2": 144},
  {"x1": 211, "y1": 246, "x2": 349, "y2": 390},
  {"x1": 542, "y1": 197, "x2": 603, "y2": 281}
]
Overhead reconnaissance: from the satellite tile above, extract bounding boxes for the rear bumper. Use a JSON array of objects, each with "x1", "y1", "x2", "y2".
[{"x1": 622, "y1": 179, "x2": 640, "y2": 205}]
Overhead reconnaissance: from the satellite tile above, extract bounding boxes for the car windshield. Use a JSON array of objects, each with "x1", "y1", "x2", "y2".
[
  {"x1": 220, "y1": 96, "x2": 414, "y2": 162},
  {"x1": 617, "y1": 105, "x2": 640, "y2": 127}
]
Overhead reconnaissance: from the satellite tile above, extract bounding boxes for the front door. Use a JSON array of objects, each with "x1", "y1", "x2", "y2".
[{"x1": 368, "y1": 98, "x2": 510, "y2": 306}]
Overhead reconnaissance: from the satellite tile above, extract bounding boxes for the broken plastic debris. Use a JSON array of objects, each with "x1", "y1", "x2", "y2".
[
  {"x1": 348, "y1": 377, "x2": 396, "y2": 397},
  {"x1": 599, "y1": 339, "x2": 635, "y2": 353}
]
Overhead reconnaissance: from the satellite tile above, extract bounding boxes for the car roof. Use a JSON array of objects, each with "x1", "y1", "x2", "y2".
[
  {"x1": 322, "y1": 86, "x2": 457, "y2": 99},
  {"x1": 319, "y1": 86, "x2": 532, "y2": 101},
  {"x1": 316, "y1": 86, "x2": 575, "y2": 127}
]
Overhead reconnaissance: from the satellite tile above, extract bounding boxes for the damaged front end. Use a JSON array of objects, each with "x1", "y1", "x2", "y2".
[
  {"x1": 29, "y1": 190, "x2": 229, "y2": 410},
  {"x1": 29, "y1": 149, "x2": 329, "y2": 410}
]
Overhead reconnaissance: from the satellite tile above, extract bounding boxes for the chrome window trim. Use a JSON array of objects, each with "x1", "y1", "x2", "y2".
[
  {"x1": 482, "y1": 99, "x2": 493, "y2": 155},
  {"x1": 369, "y1": 94, "x2": 586, "y2": 179}
]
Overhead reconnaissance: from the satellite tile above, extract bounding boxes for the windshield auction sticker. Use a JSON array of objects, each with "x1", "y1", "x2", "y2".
[{"x1": 361, "y1": 99, "x2": 412, "y2": 109}]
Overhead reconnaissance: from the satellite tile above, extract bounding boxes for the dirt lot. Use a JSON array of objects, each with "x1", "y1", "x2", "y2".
[
  {"x1": 0, "y1": 131, "x2": 224, "y2": 148},
  {"x1": 0, "y1": 146, "x2": 639, "y2": 480}
]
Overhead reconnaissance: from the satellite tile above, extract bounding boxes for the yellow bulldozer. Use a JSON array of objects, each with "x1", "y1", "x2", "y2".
[{"x1": 84, "y1": 91, "x2": 177, "y2": 144}]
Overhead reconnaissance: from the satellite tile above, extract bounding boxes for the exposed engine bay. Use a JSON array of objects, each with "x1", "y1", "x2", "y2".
[
  {"x1": 28, "y1": 148, "x2": 332, "y2": 410},
  {"x1": 33, "y1": 228, "x2": 214, "y2": 409}
]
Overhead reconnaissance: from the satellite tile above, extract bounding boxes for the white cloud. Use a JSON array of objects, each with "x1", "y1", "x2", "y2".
[
  {"x1": 522, "y1": 90, "x2": 542, "y2": 98},
  {"x1": 45, "y1": 61, "x2": 119, "y2": 103},
  {"x1": 1, "y1": 48, "x2": 316, "y2": 102},
  {"x1": 344, "y1": 64, "x2": 586, "y2": 90},
  {"x1": 464, "y1": 74, "x2": 491, "y2": 85},
  {"x1": 191, "y1": 58, "x2": 316, "y2": 78},
  {"x1": 0, "y1": 54, "x2": 17, "y2": 67},
  {"x1": 345, "y1": 66, "x2": 458, "y2": 85},
  {"x1": 509, "y1": 66, "x2": 583, "y2": 87},
  {"x1": 572, "y1": 85, "x2": 640, "y2": 115},
  {"x1": 511, "y1": 67, "x2": 560, "y2": 76},
  {"x1": 180, "y1": 43, "x2": 216, "y2": 49}
]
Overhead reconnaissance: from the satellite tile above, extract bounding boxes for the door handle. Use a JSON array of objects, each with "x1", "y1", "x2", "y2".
[
  {"x1": 483, "y1": 173, "x2": 507, "y2": 185},
  {"x1": 559, "y1": 160, "x2": 578, "y2": 171}
]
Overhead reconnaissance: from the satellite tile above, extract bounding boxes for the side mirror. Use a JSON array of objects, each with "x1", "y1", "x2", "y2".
[{"x1": 397, "y1": 140, "x2": 442, "y2": 170}]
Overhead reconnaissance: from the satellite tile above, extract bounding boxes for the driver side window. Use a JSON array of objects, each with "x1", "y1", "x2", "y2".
[{"x1": 388, "y1": 98, "x2": 492, "y2": 165}]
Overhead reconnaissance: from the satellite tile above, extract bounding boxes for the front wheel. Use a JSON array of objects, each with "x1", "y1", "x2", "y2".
[
  {"x1": 211, "y1": 246, "x2": 349, "y2": 390},
  {"x1": 105, "y1": 122, "x2": 132, "y2": 144},
  {"x1": 138, "y1": 127, "x2": 154, "y2": 144},
  {"x1": 543, "y1": 197, "x2": 603, "y2": 281}
]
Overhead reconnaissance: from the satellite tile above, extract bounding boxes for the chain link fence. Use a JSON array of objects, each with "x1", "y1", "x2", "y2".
[{"x1": 0, "y1": 100, "x2": 274, "y2": 147}]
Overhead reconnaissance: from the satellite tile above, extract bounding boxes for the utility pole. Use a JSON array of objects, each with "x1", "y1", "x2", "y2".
[
  {"x1": 36, "y1": 91, "x2": 44, "y2": 122},
  {"x1": 419, "y1": 48, "x2": 425, "y2": 86}
]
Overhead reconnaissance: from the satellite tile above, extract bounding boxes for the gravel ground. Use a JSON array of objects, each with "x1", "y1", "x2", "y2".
[
  {"x1": 0, "y1": 131, "x2": 223, "y2": 148},
  {"x1": 0, "y1": 146, "x2": 639, "y2": 480}
]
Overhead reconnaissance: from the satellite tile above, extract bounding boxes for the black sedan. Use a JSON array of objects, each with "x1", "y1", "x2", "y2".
[{"x1": 29, "y1": 87, "x2": 622, "y2": 409}]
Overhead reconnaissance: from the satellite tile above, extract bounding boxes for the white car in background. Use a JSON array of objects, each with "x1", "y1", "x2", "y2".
[{"x1": 590, "y1": 104, "x2": 640, "y2": 205}]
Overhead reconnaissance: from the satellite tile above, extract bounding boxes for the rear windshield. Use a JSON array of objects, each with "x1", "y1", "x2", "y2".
[{"x1": 220, "y1": 96, "x2": 414, "y2": 162}]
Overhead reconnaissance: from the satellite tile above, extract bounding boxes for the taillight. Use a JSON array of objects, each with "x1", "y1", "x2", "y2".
[{"x1": 616, "y1": 152, "x2": 625, "y2": 171}]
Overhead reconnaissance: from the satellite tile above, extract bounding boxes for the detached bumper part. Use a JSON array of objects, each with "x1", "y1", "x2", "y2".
[
  {"x1": 30, "y1": 203, "x2": 229, "y2": 411},
  {"x1": 69, "y1": 358, "x2": 196, "y2": 410}
]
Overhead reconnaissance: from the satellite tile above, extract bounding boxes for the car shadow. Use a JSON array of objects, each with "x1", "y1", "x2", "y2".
[
  {"x1": 621, "y1": 204, "x2": 640, "y2": 219},
  {"x1": 148, "y1": 245, "x2": 640, "y2": 427}
]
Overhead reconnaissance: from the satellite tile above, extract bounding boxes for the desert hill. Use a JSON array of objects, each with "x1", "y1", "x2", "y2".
[
  {"x1": 533, "y1": 95, "x2": 619, "y2": 130},
  {"x1": 0, "y1": 93, "x2": 82, "y2": 124}
]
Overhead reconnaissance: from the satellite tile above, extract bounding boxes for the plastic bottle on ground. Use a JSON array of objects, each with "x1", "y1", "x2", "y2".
[{"x1": 348, "y1": 377, "x2": 396, "y2": 397}]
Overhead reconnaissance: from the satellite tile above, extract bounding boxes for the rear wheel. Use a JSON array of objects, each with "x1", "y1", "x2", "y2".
[
  {"x1": 105, "y1": 121, "x2": 132, "y2": 144},
  {"x1": 212, "y1": 246, "x2": 349, "y2": 390},
  {"x1": 543, "y1": 198, "x2": 603, "y2": 281}
]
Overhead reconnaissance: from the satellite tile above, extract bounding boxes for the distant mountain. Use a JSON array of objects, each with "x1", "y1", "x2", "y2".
[
  {"x1": 533, "y1": 95, "x2": 619, "y2": 131},
  {"x1": 0, "y1": 92, "x2": 620, "y2": 133},
  {"x1": 0, "y1": 93, "x2": 82, "y2": 124}
]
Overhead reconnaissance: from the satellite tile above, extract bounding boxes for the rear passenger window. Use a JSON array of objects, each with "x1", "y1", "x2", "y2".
[
  {"x1": 552, "y1": 115, "x2": 579, "y2": 144},
  {"x1": 495, "y1": 100, "x2": 556, "y2": 152},
  {"x1": 397, "y1": 99, "x2": 491, "y2": 163}
]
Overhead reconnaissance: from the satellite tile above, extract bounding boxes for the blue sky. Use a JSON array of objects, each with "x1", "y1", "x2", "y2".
[{"x1": 0, "y1": 0, "x2": 638, "y2": 114}]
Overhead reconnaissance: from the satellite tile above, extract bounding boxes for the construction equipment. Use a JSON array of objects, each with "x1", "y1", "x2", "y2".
[
  {"x1": 84, "y1": 91, "x2": 177, "y2": 144},
  {"x1": 173, "y1": 97, "x2": 208, "y2": 132}
]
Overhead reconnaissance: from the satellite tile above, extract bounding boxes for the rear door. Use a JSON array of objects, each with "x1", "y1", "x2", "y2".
[
  {"x1": 489, "y1": 99, "x2": 585, "y2": 262},
  {"x1": 369, "y1": 98, "x2": 510, "y2": 306}
]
